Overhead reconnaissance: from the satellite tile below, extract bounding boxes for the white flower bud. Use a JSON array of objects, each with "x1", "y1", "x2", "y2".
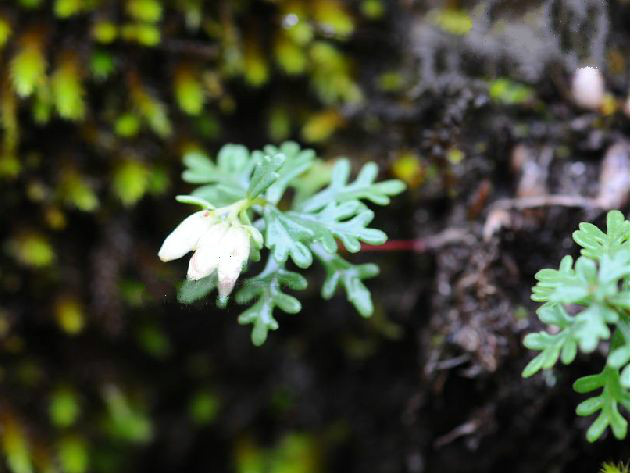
[
  {"x1": 217, "y1": 225, "x2": 251, "y2": 299},
  {"x1": 158, "y1": 211, "x2": 214, "y2": 262},
  {"x1": 571, "y1": 66, "x2": 605, "y2": 110},
  {"x1": 187, "y1": 221, "x2": 230, "y2": 280},
  {"x1": 159, "y1": 204, "x2": 254, "y2": 299}
]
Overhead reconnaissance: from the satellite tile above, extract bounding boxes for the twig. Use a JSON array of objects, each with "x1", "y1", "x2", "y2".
[
  {"x1": 435, "y1": 354, "x2": 470, "y2": 370},
  {"x1": 493, "y1": 195, "x2": 605, "y2": 210},
  {"x1": 161, "y1": 39, "x2": 219, "y2": 59}
]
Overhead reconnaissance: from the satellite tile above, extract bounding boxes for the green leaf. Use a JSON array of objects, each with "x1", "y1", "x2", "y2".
[
  {"x1": 576, "y1": 396, "x2": 603, "y2": 416},
  {"x1": 182, "y1": 151, "x2": 218, "y2": 184},
  {"x1": 608, "y1": 279, "x2": 630, "y2": 310},
  {"x1": 572, "y1": 210, "x2": 629, "y2": 260},
  {"x1": 574, "y1": 304, "x2": 612, "y2": 353},
  {"x1": 264, "y1": 207, "x2": 314, "y2": 268},
  {"x1": 312, "y1": 244, "x2": 379, "y2": 317},
  {"x1": 573, "y1": 366, "x2": 629, "y2": 442},
  {"x1": 188, "y1": 391, "x2": 220, "y2": 425},
  {"x1": 0, "y1": 17, "x2": 11, "y2": 50},
  {"x1": 235, "y1": 258, "x2": 307, "y2": 346},
  {"x1": 2, "y1": 417, "x2": 32, "y2": 473},
  {"x1": 531, "y1": 255, "x2": 592, "y2": 304},
  {"x1": 430, "y1": 8, "x2": 472, "y2": 35},
  {"x1": 92, "y1": 20, "x2": 118, "y2": 44},
  {"x1": 58, "y1": 436, "x2": 88, "y2": 473},
  {"x1": 599, "y1": 249, "x2": 630, "y2": 284},
  {"x1": 18, "y1": 0, "x2": 42, "y2": 8},
  {"x1": 181, "y1": 146, "x2": 251, "y2": 206},
  {"x1": 575, "y1": 256, "x2": 597, "y2": 281},
  {"x1": 268, "y1": 105, "x2": 291, "y2": 142},
  {"x1": 298, "y1": 201, "x2": 387, "y2": 252},
  {"x1": 606, "y1": 210, "x2": 629, "y2": 245},
  {"x1": 54, "y1": 0, "x2": 82, "y2": 17},
  {"x1": 574, "y1": 372, "x2": 607, "y2": 393},
  {"x1": 600, "y1": 462, "x2": 629, "y2": 473},
  {"x1": 175, "y1": 195, "x2": 214, "y2": 209},
  {"x1": 297, "y1": 159, "x2": 405, "y2": 213},
  {"x1": 114, "y1": 112, "x2": 140, "y2": 136},
  {"x1": 264, "y1": 142, "x2": 315, "y2": 204},
  {"x1": 309, "y1": 43, "x2": 361, "y2": 104},
  {"x1": 246, "y1": 151, "x2": 285, "y2": 198},
  {"x1": 218, "y1": 144, "x2": 253, "y2": 176},
  {"x1": 51, "y1": 54, "x2": 85, "y2": 120},
  {"x1": 10, "y1": 35, "x2": 46, "y2": 97},
  {"x1": 291, "y1": 159, "x2": 333, "y2": 206},
  {"x1": 59, "y1": 170, "x2": 99, "y2": 212},
  {"x1": 126, "y1": 0, "x2": 162, "y2": 23},
  {"x1": 177, "y1": 275, "x2": 217, "y2": 304},
  {"x1": 608, "y1": 345, "x2": 629, "y2": 369},
  {"x1": 243, "y1": 38, "x2": 269, "y2": 87},
  {"x1": 619, "y1": 365, "x2": 630, "y2": 389},
  {"x1": 609, "y1": 322, "x2": 630, "y2": 386},
  {"x1": 275, "y1": 32, "x2": 306, "y2": 75},
  {"x1": 312, "y1": 0, "x2": 354, "y2": 38},
  {"x1": 489, "y1": 78, "x2": 533, "y2": 104},
  {"x1": 103, "y1": 386, "x2": 152, "y2": 444},
  {"x1": 536, "y1": 302, "x2": 573, "y2": 327},
  {"x1": 191, "y1": 184, "x2": 246, "y2": 208},
  {"x1": 521, "y1": 328, "x2": 577, "y2": 377},
  {"x1": 12, "y1": 232, "x2": 55, "y2": 268},
  {"x1": 302, "y1": 108, "x2": 344, "y2": 142},
  {"x1": 131, "y1": 85, "x2": 171, "y2": 137},
  {"x1": 174, "y1": 66, "x2": 204, "y2": 115},
  {"x1": 90, "y1": 50, "x2": 115, "y2": 80},
  {"x1": 112, "y1": 160, "x2": 149, "y2": 206},
  {"x1": 136, "y1": 323, "x2": 171, "y2": 358},
  {"x1": 264, "y1": 198, "x2": 388, "y2": 266},
  {"x1": 126, "y1": 23, "x2": 161, "y2": 46},
  {"x1": 521, "y1": 301, "x2": 620, "y2": 376},
  {"x1": 521, "y1": 354, "x2": 546, "y2": 378},
  {"x1": 49, "y1": 387, "x2": 80, "y2": 427}
]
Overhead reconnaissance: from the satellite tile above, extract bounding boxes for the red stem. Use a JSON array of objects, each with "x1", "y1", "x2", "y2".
[{"x1": 359, "y1": 239, "x2": 424, "y2": 252}]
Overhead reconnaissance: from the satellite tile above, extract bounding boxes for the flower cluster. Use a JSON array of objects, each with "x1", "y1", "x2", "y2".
[
  {"x1": 159, "y1": 208, "x2": 261, "y2": 300},
  {"x1": 158, "y1": 142, "x2": 405, "y2": 344}
]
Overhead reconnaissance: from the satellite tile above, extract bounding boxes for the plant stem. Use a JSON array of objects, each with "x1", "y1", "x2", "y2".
[
  {"x1": 358, "y1": 229, "x2": 475, "y2": 253},
  {"x1": 359, "y1": 240, "x2": 421, "y2": 252}
]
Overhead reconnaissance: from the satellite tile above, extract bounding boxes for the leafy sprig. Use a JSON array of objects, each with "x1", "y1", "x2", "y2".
[
  {"x1": 523, "y1": 210, "x2": 630, "y2": 442},
  {"x1": 171, "y1": 142, "x2": 405, "y2": 345},
  {"x1": 235, "y1": 258, "x2": 307, "y2": 346},
  {"x1": 312, "y1": 243, "x2": 379, "y2": 317}
]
